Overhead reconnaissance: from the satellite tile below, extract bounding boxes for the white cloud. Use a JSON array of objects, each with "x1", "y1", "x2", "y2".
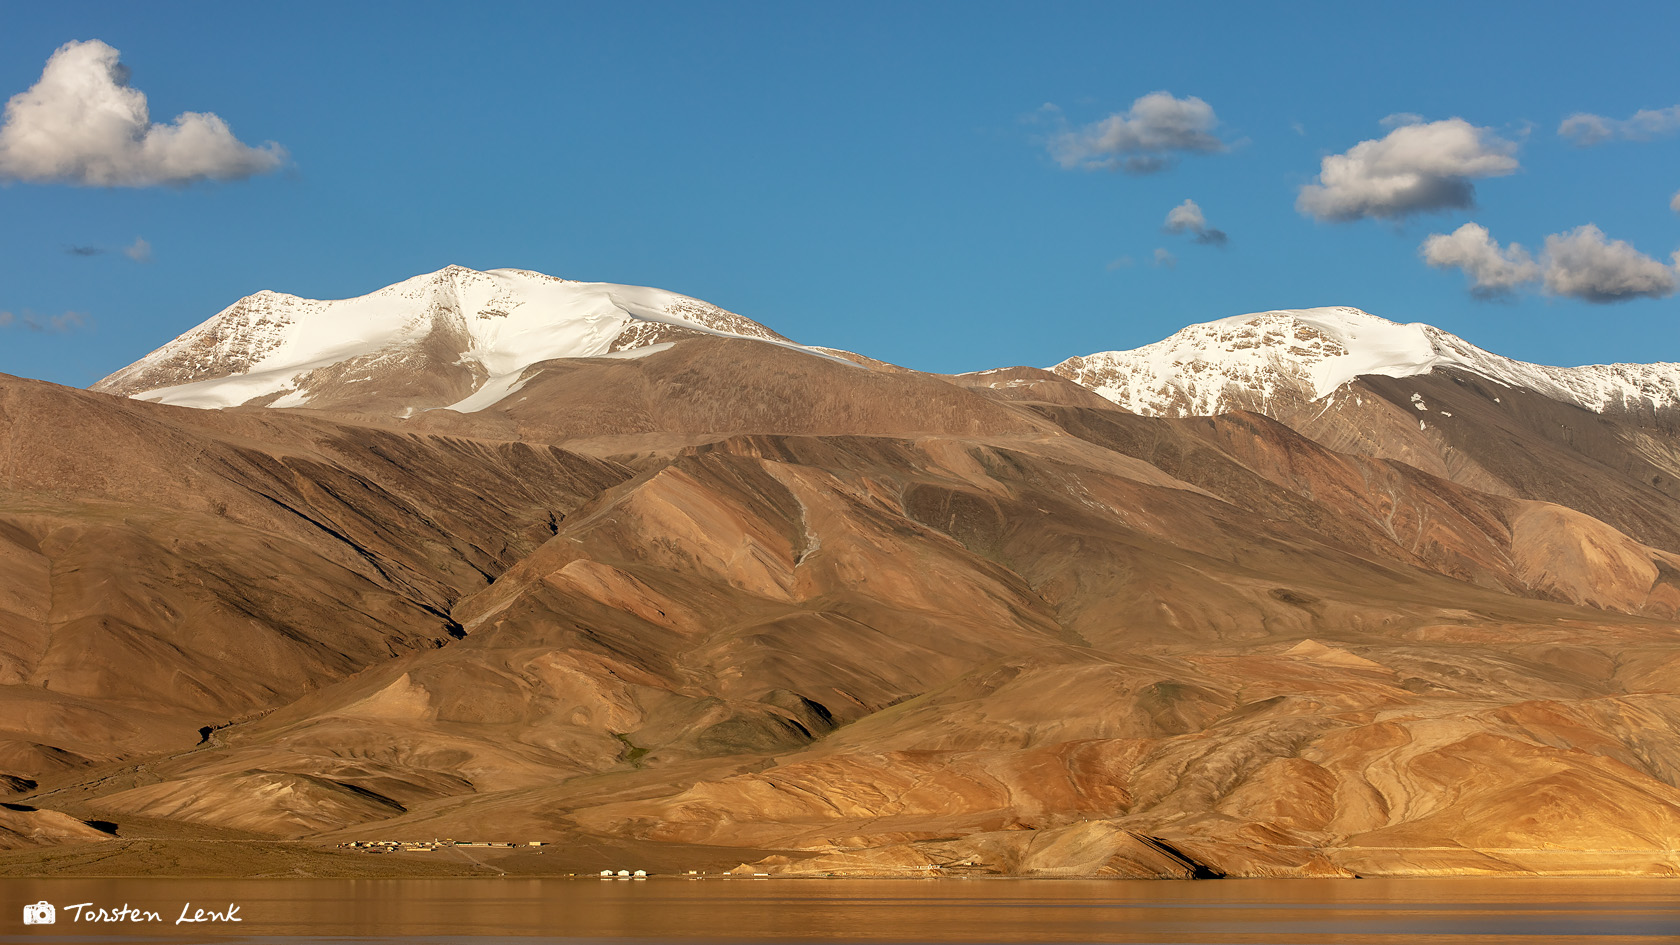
[
  {"x1": 1105, "y1": 255, "x2": 1135, "y2": 271},
  {"x1": 1296, "y1": 118, "x2": 1520, "y2": 222},
  {"x1": 1152, "y1": 247, "x2": 1176, "y2": 269},
  {"x1": 1558, "y1": 105, "x2": 1680, "y2": 145},
  {"x1": 1163, "y1": 198, "x2": 1228, "y2": 246},
  {"x1": 1557, "y1": 114, "x2": 1612, "y2": 146},
  {"x1": 1050, "y1": 91, "x2": 1226, "y2": 174},
  {"x1": 1419, "y1": 223, "x2": 1539, "y2": 298},
  {"x1": 1164, "y1": 199, "x2": 1205, "y2": 231},
  {"x1": 1422, "y1": 222, "x2": 1678, "y2": 304},
  {"x1": 0, "y1": 40, "x2": 286, "y2": 187},
  {"x1": 0, "y1": 309, "x2": 89, "y2": 332},
  {"x1": 1380, "y1": 112, "x2": 1425, "y2": 129},
  {"x1": 1541, "y1": 224, "x2": 1676, "y2": 303},
  {"x1": 62, "y1": 236, "x2": 152, "y2": 260},
  {"x1": 1671, "y1": 189, "x2": 1680, "y2": 213}
]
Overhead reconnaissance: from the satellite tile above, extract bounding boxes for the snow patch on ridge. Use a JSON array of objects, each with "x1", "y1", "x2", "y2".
[{"x1": 446, "y1": 368, "x2": 540, "y2": 414}]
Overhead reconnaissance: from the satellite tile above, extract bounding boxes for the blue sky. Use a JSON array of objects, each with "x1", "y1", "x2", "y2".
[{"x1": 2, "y1": 1, "x2": 1677, "y2": 388}]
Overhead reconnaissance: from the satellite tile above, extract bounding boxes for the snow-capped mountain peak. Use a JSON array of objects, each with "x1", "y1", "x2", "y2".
[
  {"x1": 1050, "y1": 306, "x2": 1680, "y2": 418},
  {"x1": 94, "y1": 266, "x2": 826, "y2": 413}
]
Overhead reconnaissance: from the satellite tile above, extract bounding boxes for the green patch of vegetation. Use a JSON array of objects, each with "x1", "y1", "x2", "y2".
[{"x1": 612, "y1": 733, "x2": 649, "y2": 768}]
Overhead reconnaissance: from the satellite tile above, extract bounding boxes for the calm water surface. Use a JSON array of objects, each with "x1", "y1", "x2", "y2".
[{"x1": 2, "y1": 876, "x2": 1677, "y2": 944}]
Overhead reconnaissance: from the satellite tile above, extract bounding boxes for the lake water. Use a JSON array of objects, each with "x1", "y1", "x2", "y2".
[{"x1": 2, "y1": 876, "x2": 1678, "y2": 943}]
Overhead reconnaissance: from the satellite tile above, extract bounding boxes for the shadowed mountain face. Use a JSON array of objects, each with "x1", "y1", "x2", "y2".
[
  {"x1": 6, "y1": 299, "x2": 1680, "y2": 877},
  {"x1": 1275, "y1": 370, "x2": 1680, "y2": 555},
  {"x1": 0, "y1": 375, "x2": 627, "y2": 791}
]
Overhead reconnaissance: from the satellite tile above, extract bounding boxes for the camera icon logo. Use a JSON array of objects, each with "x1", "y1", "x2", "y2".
[{"x1": 23, "y1": 901, "x2": 55, "y2": 924}]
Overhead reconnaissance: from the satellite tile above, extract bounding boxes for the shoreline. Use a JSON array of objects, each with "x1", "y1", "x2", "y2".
[{"x1": 5, "y1": 837, "x2": 1678, "y2": 880}]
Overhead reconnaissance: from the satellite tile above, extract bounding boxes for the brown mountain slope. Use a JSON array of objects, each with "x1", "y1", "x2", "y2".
[
  {"x1": 388, "y1": 336, "x2": 1062, "y2": 444},
  {"x1": 1255, "y1": 369, "x2": 1680, "y2": 556},
  {"x1": 6, "y1": 338, "x2": 1680, "y2": 876},
  {"x1": 0, "y1": 374, "x2": 626, "y2": 788}
]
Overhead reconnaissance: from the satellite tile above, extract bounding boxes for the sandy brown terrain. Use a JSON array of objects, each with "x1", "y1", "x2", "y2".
[{"x1": 6, "y1": 334, "x2": 1680, "y2": 878}]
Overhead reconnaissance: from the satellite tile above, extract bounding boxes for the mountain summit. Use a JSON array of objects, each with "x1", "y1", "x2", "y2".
[
  {"x1": 99, "y1": 275, "x2": 1680, "y2": 427},
  {"x1": 93, "y1": 265, "x2": 819, "y2": 414},
  {"x1": 1050, "y1": 306, "x2": 1680, "y2": 419}
]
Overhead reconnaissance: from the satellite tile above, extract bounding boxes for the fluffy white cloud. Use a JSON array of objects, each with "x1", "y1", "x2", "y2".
[
  {"x1": 1419, "y1": 223, "x2": 1539, "y2": 297},
  {"x1": 0, "y1": 40, "x2": 286, "y2": 187},
  {"x1": 1541, "y1": 224, "x2": 1676, "y2": 303},
  {"x1": 1164, "y1": 199, "x2": 1204, "y2": 231},
  {"x1": 1163, "y1": 198, "x2": 1228, "y2": 246},
  {"x1": 1558, "y1": 105, "x2": 1680, "y2": 145},
  {"x1": 1671, "y1": 189, "x2": 1680, "y2": 213},
  {"x1": 1050, "y1": 92, "x2": 1226, "y2": 174},
  {"x1": 1152, "y1": 247, "x2": 1176, "y2": 269},
  {"x1": 1423, "y1": 222, "x2": 1677, "y2": 304},
  {"x1": 1296, "y1": 118, "x2": 1520, "y2": 222}
]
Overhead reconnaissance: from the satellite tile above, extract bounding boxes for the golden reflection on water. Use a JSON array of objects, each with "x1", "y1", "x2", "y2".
[{"x1": 3, "y1": 876, "x2": 1679, "y2": 942}]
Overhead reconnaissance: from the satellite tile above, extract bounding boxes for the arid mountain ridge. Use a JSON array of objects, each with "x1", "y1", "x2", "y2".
[{"x1": 5, "y1": 267, "x2": 1680, "y2": 878}]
